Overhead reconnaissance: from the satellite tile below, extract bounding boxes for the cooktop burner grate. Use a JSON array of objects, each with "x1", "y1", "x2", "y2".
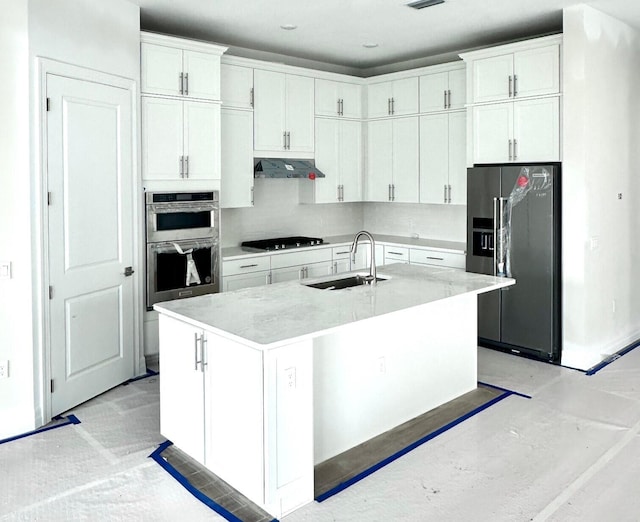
[{"x1": 241, "y1": 236, "x2": 324, "y2": 251}]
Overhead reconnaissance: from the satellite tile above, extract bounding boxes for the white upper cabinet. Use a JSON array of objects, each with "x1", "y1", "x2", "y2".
[
  {"x1": 315, "y1": 79, "x2": 362, "y2": 118},
  {"x1": 419, "y1": 67, "x2": 466, "y2": 113},
  {"x1": 254, "y1": 70, "x2": 314, "y2": 153},
  {"x1": 463, "y1": 37, "x2": 561, "y2": 104},
  {"x1": 366, "y1": 117, "x2": 419, "y2": 203},
  {"x1": 420, "y1": 111, "x2": 466, "y2": 204},
  {"x1": 142, "y1": 96, "x2": 221, "y2": 182},
  {"x1": 221, "y1": 108, "x2": 254, "y2": 208},
  {"x1": 141, "y1": 33, "x2": 227, "y2": 101},
  {"x1": 301, "y1": 118, "x2": 362, "y2": 204},
  {"x1": 472, "y1": 96, "x2": 560, "y2": 164},
  {"x1": 221, "y1": 63, "x2": 254, "y2": 109},
  {"x1": 367, "y1": 77, "x2": 419, "y2": 118}
]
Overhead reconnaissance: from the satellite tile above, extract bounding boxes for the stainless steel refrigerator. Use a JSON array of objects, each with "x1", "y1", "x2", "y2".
[{"x1": 466, "y1": 164, "x2": 561, "y2": 362}]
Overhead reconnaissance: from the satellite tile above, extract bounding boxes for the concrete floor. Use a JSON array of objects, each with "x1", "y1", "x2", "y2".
[{"x1": 2, "y1": 346, "x2": 640, "y2": 521}]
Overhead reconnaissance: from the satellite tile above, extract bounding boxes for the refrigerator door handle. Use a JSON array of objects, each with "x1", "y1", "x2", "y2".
[{"x1": 493, "y1": 197, "x2": 498, "y2": 276}]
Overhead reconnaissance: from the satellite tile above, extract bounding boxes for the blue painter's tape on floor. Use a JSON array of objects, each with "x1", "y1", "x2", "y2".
[
  {"x1": 316, "y1": 384, "x2": 528, "y2": 503},
  {"x1": 586, "y1": 340, "x2": 640, "y2": 376},
  {"x1": 0, "y1": 414, "x2": 81, "y2": 446},
  {"x1": 149, "y1": 441, "x2": 278, "y2": 522},
  {"x1": 477, "y1": 380, "x2": 532, "y2": 399},
  {"x1": 122, "y1": 368, "x2": 159, "y2": 385}
]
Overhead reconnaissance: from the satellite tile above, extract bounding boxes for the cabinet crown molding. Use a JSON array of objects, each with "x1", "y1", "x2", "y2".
[
  {"x1": 459, "y1": 33, "x2": 562, "y2": 62},
  {"x1": 141, "y1": 31, "x2": 228, "y2": 56}
]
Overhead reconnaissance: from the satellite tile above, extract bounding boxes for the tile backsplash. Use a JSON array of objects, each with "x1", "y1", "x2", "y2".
[
  {"x1": 220, "y1": 179, "x2": 466, "y2": 247},
  {"x1": 220, "y1": 179, "x2": 364, "y2": 247}
]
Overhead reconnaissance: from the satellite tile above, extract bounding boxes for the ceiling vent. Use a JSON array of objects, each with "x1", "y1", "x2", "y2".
[{"x1": 407, "y1": 0, "x2": 445, "y2": 9}]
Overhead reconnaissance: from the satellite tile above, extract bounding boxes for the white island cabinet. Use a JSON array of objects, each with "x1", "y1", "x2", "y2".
[{"x1": 155, "y1": 263, "x2": 513, "y2": 519}]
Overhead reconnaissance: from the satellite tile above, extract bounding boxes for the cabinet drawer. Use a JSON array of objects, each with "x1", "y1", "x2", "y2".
[
  {"x1": 270, "y1": 248, "x2": 332, "y2": 269},
  {"x1": 410, "y1": 248, "x2": 465, "y2": 269},
  {"x1": 223, "y1": 256, "x2": 270, "y2": 276},
  {"x1": 384, "y1": 246, "x2": 409, "y2": 263}
]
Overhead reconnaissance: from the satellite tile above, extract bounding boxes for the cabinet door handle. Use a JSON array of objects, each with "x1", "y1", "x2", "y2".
[
  {"x1": 513, "y1": 139, "x2": 518, "y2": 161},
  {"x1": 392, "y1": 184, "x2": 396, "y2": 201},
  {"x1": 283, "y1": 131, "x2": 287, "y2": 149},
  {"x1": 391, "y1": 97, "x2": 395, "y2": 114},
  {"x1": 333, "y1": 261, "x2": 338, "y2": 274},
  {"x1": 179, "y1": 72, "x2": 184, "y2": 95},
  {"x1": 179, "y1": 155, "x2": 184, "y2": 178},
  {"x1": 184, "y1": 73, "x2": 189, "y2": 96},
  {"x1": 448, "y1": 184, "x2": 452, "y2": 203},
  {"x1": 341, "y1": 99, "x2": 344, "y2": 115},
  {"x1": 184, "y1": 155, "x2": 189, "y2": 178},
  {"x1": 200, "y1": 336, "x2": 207, "y2": 373},
  {"x1": 508, "y1": 75, "x2": 513, "y2": 98},
  {"x1": 443, "y1": 184, "x2": 447, "y2": 203},
  {"x1": 508, "y1": 139, "x2": 513, "y2": 161},
  {"x1": 388, "y1": 184, "x2": 392, "y2": 201},
  {"x1": 337, "y1": 98, "x2": 341, "y2": 115},
  {"x1": 267, "y1": 272, "x2": 272, "y2": 284},
  {"x1": 387, "y1": 98, "x2": 391, "y2": 115},
  {"x1": 240, "y1": 263, "x2": 258, "y2": 269},
  {"x1": 250, "y1": 186, "x2": 254, "y2": 205},
  {"x1": 287, "y1": 132, "x2": 291, "y2": 149},
  {"x1": 194, "y1": 333, "x2": 202, "y2": 370},
  {"x1": 448, "y1": 90, "x2": 452, "y2": 108},
  {"x1": 250, "y1": 87, "x2": 254, "y2": 108},
  {"x1": 444, "y1": 90, "x2": 447, "y2": 110},
  {"x1": 513, "y1": 75, "x2": 518, "y2": 97}
]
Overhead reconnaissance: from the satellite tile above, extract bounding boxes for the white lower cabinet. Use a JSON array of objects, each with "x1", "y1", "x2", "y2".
[
  {"x1": 158, "y1": 315, "x2": 207, "y2": 464},
  {"x1": 222, "y1": 256, "x2": 271, "y2": 291},
  {"x1": 159, "y1": 313, "x2": 313, "y2": 517},
  {"x1": 384, "y1": 245, "x2": 409, "y2": 264},
  {"x1": 409, "y1": 248, "x2": 465, "y2": 269},
  {"x1": 223, "y1": 270, "x2": 271, "y2": 291}
]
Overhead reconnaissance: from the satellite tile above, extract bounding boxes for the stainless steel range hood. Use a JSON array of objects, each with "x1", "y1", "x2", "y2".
[{"x1": 254, "y1": 158, "x2": 326, "y2": 179}]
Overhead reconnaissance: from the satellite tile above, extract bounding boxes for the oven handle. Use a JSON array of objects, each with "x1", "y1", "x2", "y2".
[
  {"x1": 148, "y1": 204, "x2": 218, "y2": 214},
  {"x1": 151, "y1": 239, "x2": 217, "y2": 254}
]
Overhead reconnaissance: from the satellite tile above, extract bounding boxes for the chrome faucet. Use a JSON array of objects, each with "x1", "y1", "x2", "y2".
[{"x1": 351, "y1": 230, "x2": 377, "y2": 285}]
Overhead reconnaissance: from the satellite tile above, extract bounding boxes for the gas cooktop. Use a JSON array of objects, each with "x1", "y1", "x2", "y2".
[{"x1": 241, "y1": 236, "x2": 325, "y2": 251}]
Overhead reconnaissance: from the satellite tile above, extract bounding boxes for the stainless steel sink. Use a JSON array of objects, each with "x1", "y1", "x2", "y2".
[{"x1": 304, "y1": 274, "x2": 388, "y2": 290}]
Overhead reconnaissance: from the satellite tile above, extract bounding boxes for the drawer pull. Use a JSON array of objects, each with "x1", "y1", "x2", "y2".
[
  {"x1": 240, "y1": 263, "x2": 258, "y2": 269},
  {"x1": 388, "y1": 251, "x2": 404, "y2": 255},
  {"x1": 336, "y1": 251, "x2": 350, "y2": 255},
  {"x1": 426, "y1": 256, "x2": 444, "y2": 261}
]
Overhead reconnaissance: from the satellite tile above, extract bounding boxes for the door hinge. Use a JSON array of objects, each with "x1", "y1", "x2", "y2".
[
  {"x1": 46, "y1": 98, "x2": 51, "y2": 111},
  {"x1": 49, "y1": 286, "x2": 54, "y2": 299},
  {"x1": 50, "y1": 379, "x2": 54, "y2": 393}
]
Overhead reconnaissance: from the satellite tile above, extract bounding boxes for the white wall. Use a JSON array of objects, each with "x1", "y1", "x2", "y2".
[
  {"x1": 0, "y1": 0, "x2": 140, "y2": 440},
  {"x1": 363, "y1": 203, "x2": 466, "y2": 243},
  {"x1": 0, "y1": 0, "x2": 34, "y2": 439},
  {"x1": 561, "y1": 5, "x2": 640, "y2": 370}
]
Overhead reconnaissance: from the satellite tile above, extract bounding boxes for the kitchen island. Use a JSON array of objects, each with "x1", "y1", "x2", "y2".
[{"x1": 154, "y1": 263, "x2": 514, "y2": 518}]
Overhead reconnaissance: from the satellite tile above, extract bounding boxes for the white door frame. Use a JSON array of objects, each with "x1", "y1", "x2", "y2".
[{"x1": 33, "y1": 58, "x2": 145, "y2": 426}]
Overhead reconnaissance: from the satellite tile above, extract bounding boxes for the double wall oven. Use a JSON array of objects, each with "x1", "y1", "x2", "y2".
[{"x1": 145, "y1": 191, "x2": 219, "y2": 310}]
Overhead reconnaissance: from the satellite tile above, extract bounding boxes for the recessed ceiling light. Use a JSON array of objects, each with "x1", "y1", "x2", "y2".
[
  {"x1": 280, "y1": 24, "x2": 297, "y2": 30},
  {"x1": 407, "y1": 0, "x2": 445, "y2": 9},
  {"x1": 363, "y1": 43, "x2": 379, "y2": 49}
]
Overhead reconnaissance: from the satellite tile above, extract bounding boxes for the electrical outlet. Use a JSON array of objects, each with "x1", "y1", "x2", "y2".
[
  {"x1": 0, "y1": 360, "x2": 8, "y2": 379},
  {"x1": 285, "y1": 367, "x2": 296, "y2": 389}
]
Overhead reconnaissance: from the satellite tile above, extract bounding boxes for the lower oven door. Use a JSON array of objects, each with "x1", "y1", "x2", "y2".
[{"x1": 147, "y1": 238, "x2": 219, "y2": 310}]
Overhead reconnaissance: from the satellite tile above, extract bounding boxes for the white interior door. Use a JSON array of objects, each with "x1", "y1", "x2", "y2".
[{"x1": 47, "y1": 73, "x2": 135, "y2": 416}]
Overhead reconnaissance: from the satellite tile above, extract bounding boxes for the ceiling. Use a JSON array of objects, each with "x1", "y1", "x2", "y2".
[{"x1": 134, "y1": 0, "x2": 640, "y2": 74}]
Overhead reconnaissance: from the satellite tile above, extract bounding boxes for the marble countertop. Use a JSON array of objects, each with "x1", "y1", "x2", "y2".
[
  {"x1": 221, "y1": 234, "x2": 466, "y2": 260},
  {"x1": 154, "y1": 263, "x2": 514, "y2": 350}
]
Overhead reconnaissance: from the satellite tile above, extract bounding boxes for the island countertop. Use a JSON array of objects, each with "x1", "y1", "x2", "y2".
[{"x1": 154, "y1": 263, "x2": 514, "y2": 350}]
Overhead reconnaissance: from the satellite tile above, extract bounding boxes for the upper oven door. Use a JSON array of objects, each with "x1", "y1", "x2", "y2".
[{"x1": 146, "y1": 202, "x2": 218, "y2": 243}]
